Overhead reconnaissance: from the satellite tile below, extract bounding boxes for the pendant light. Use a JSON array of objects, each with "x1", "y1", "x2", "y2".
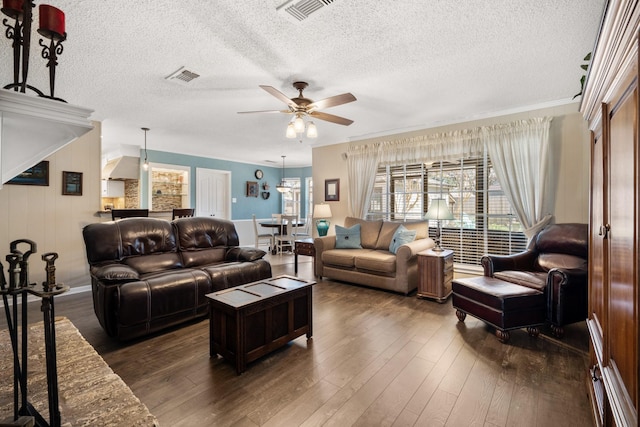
[
  {"x1": 141, "y1": 127, "x2": 150, "y2": 171},
  {"x1": 276, "y1": 155, "x2": 290, "y2": 193}
]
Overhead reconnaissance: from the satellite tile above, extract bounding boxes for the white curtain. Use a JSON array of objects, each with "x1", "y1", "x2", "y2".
[
  {"x1": 346, "y1": 143, "x2": 381, "y2": 218},
  {"x1": 483, "y1": 117, "x2": 554, "y2": 240},
  {"x1": 377, "y1": 128, "x2": 484, "y2": 165}
]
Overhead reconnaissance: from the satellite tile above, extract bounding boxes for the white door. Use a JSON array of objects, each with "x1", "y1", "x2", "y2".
[{"x1": 196, "y1": 168, "x2": 230, "y2": 219}]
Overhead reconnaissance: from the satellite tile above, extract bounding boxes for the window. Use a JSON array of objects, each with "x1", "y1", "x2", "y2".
[
  {"x1": 282, "y1": 178, "x2": 301, "y2": 217},
  {"x1": 368, "y1": 154, "x2": 526, "y2": 266},
  {"x1": 306, "y1": 177, "x2": 313, "y2": 220}
]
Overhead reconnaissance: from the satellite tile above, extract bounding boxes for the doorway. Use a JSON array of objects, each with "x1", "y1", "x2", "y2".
[{"x1": 196, "y1": 167, "x2": 231, "y2": 219}]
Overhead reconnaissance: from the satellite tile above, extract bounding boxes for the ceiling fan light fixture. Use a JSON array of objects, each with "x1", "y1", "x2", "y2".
[
  {"x1": 293, "y1": 115, "x2": 305, "y2": 133},
  {"x1": 286, "y1": 122, "x2": 296, "y2": 138},
  {"x1": 306, "y1": 121, "x2": 318, "y2": 138},
  {"x1": 276, "y1": 155, "x2": 290, "y2": 192}
]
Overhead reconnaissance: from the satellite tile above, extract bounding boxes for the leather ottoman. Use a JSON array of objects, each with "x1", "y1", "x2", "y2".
[{"x1": 452, "y1": 276, "x2": 546, "y2": 343}]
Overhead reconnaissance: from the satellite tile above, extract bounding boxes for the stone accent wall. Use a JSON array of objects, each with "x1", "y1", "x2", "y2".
[
  {"x1": 124, "y1": 179, "x2": 139, "y2": 208},
  {"x1": 151, "y1": 171, "x2": 186, "y2": 211}
]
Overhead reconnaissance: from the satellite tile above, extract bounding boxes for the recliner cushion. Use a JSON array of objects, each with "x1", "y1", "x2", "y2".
[
  {"x1": 493, "y1": 270, "x2": 547, "y2": 291},
  {"x1": 537, "y1": 253, "x2": 587, "y2": 272},
  {"x1": 535, "y1": 223, "x2": 588, "y2": 258}
]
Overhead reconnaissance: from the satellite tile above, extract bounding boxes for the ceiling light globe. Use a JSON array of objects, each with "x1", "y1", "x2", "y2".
[
  {"x1": 286, "y1": 123, "x2": 296, "y2": 138},
  {"x1": 293, "y1": 116, "x2": 305, "y2": 133},
  {"x1": 306, "y1": 121, "x2": 318, "y2": 138}
]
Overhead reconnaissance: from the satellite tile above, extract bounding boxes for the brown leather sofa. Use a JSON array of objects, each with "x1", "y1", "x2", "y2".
[
  {"x1": 82, "y1": 216, "x2": 272, "y2": 340},
  {"x1": 480, "y1": 223, "x2": 588, "y2": 337}
]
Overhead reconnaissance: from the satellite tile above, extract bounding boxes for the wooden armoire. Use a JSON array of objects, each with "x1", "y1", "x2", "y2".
[{"x1": 580, "y1": 1, "x2": 639, "y2": 426}]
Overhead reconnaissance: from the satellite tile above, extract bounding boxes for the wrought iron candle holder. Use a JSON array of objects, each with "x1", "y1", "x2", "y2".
[{"x1": 2, "y1": 0, "x2": 67, "y2": 102}]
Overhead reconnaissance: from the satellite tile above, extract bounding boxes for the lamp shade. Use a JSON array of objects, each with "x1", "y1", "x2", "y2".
[
  {"x1": 313, "y1": 203, "x2": 332, "y2": 218},
  {"x1": 424, "y1": 199, "x2": 454, "y2": 221}
]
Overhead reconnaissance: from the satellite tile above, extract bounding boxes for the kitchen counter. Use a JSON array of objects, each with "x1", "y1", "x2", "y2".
[{"x1": 95, "y1": 210, "x2": 173, "y2": 221}]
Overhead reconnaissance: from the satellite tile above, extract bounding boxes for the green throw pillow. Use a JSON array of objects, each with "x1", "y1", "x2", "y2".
[
  {"x1": 335, "y1": 224, "x2": 362, "y2": 249},
  {"x1": 389, "y1": 225, "x2": 417, "y2": 254}
]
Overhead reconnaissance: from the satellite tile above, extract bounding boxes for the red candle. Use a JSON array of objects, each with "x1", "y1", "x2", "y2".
[
  {"x1": 1, "y1": 0, "x2": 23, "y2": 19},
  {"x1": 38, "y1": 4, "x2": 65, "y2": 39}
]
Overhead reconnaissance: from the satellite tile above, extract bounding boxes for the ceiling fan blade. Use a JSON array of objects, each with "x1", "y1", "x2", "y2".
[
  {"x1": 259, "y1": 85, "x2": 299, "y2": 109},
  {"x1": 237, "y1": 109, "x2": 291, "y2": 114},
  {"x1": 309, "y1": 111, "x2": 354, "y2": 126},
  {"x1": 307, "y1": 93, "x2": 356, "y2": 111}
]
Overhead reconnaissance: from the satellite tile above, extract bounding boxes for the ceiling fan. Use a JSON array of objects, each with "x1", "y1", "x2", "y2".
[{"x1": 238, "y1": 81, "x2": 356, "y2": 126}]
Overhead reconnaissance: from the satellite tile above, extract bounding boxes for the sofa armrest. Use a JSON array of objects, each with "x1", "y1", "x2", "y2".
[
  {"x1": 481, "y1": 250, "x2": 538, "y2": 276},
  {"x1": 547, "y1": 267, "x2": 588, "y2": 326},
  {"x1": 396, "y1": 237, "x2": 435, "y2": 260},
  {"x1": 394, "y1": 238, "x2": 435, "y2": 291},
  {"x1": 91, "y1": 263, "x2": 140, "y2": 283},
  {"x1": 225, "y1": 247, "x2": 267, "y2": 262},
  {"x1": 314, "y1": 236, "x2": 336, "y2": 277}
]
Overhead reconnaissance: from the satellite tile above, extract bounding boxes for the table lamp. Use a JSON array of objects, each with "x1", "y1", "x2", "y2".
[
  {"x1": 424, "y1": 198, "x2": 454, "y2": 252},
  {"x1": 313, "y1": 203, "x2": 332, "y2": 236}
]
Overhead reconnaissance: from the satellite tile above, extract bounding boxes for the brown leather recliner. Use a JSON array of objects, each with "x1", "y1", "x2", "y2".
[
  {"x1": 481, "y1": 223, "x2": 588, "y2": 337},
  {"x1": 82, "y1": 216, "x2": 272, "y2": 340}
]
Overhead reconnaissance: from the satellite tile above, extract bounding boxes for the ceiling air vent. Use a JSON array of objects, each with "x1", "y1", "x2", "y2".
[
  {"x1": 165, "y1": 66, "x2": 200, "y2": 85},
  {"x1": 276, "y1": 0, "x2": 336, "y2": 23}
]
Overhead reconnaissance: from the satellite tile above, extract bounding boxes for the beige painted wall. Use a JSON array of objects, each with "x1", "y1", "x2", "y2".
[
  {"x1": 0, "y1": 122, "x2": 101, "y2": 288},
  {"x1": 312, "y1": 102, "x2": 590, "y2": 235}
]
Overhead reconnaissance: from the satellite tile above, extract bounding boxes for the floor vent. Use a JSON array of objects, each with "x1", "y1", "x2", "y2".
[
  {"x1": 165, "y1": 67, "x2": 200, "y2": 85},
  {"x1": 276, "y1": 0, "x2": 337, "y2": 22}
]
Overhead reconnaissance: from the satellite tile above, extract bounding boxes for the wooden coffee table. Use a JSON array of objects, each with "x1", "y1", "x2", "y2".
[{"x1": 206, "y1": 275, "x2": 315, "y2": 374}]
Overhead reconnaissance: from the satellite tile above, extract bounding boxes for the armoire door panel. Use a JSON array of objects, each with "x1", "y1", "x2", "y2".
[
  {"x1": 607, "y1": 83, "x2": 638, "y2": 412},
  {"x1": 589, "y1": 130, "x2": 605, "y2": 360}
]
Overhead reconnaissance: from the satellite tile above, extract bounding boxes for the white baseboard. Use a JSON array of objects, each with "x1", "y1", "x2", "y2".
[{"x1": 0, "y1": 284, "x2": 91, "y2": 308}]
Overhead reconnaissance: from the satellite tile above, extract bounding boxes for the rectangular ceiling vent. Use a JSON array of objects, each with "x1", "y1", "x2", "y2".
[
  {"x1": 165, "y1": 66, "x2": 200, "y2": 85},
  {"x1": 276, "y1": 0, "x2": 336, "y2": 23}
]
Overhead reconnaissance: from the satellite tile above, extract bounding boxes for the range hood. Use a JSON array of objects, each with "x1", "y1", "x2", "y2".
[{"x1": 102, "y1": 156, "x2": 141, "y2": 180}]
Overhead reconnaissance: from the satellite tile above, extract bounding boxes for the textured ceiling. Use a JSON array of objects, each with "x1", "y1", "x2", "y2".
[{"x1": 0, "y1": 0, "x2": 606, "y2": 167}]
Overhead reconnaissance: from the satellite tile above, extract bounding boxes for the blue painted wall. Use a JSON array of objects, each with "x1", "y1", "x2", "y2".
[{"x1": 139, "y1": 149, "x2": 312, "y2": 220}]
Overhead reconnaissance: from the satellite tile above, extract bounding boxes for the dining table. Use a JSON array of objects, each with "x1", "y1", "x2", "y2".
[{"x1": 259, "y1": 220, "x2": 305, "y2": 254}]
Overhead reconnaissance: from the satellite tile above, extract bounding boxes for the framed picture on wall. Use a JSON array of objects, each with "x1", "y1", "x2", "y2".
[
  {"x1": 246, "y1": 181, "x2": 259, "y2": 197},
  {"x1": 325, "y1": 178, "x2": 340, "y2": 201},
  {"x1": 6, "y1": 160, "x2": 49, "y2": 186},
  {"x1": 62, "y1": 171, "x2": 83, "y2": 195}
]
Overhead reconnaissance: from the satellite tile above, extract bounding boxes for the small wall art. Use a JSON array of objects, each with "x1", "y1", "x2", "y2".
[
  {"x1": 6, "y1": 160, "x2": 49, "y2": 186},
  {"x1": 325, "y1": 178, "x2": 340, "y2": 201},
  {"x1": 246, "y1": 181, "x2": 259, "y2": 197},
  {"x1": 62, "y1": 171, "x2": 83, "y2": 195}
]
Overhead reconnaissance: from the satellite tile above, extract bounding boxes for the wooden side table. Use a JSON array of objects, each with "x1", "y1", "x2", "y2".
[
  {"x1": 294, "y1": 238, "x2": 315, "y2": 275},
  {"x1": 417, "y1": 249, "x2": 454, "y2": 302}
]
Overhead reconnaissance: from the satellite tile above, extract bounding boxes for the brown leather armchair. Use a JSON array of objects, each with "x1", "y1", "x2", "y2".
[{"x1": 481, "y1": 223, "x2": 588, "y2": 337}]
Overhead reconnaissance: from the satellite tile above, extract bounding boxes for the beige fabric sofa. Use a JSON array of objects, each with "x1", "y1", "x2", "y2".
[{"x1": 314, "y1": 217, "x2": 435, "y2": 294}]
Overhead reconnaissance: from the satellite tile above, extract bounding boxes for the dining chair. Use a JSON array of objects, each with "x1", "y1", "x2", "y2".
[
  {"x1": 252, "y1": 214, "x2": 274, "y2": 250},
  {"x1": 275, "y1": 215, "x2": 298, "y2": 254},
  {"x1": 172, "y1": 208, "x2": 195, "y2": 220},
  {"x1": 111, "y1": 209, "x2": 149, "y2": 220},
  {"x1": 294, "y1": 213, "x2": 312, "y2": 237}
]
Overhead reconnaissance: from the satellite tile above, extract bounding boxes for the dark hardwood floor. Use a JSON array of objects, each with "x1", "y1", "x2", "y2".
[{"x1": 1, "y1": 256, "x2": 593, "y2": 426}]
